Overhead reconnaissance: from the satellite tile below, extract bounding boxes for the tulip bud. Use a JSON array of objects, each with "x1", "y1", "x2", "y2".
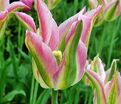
[
  {"x1": 88, "y1": 0, "x2": 121, "y2": 26},
  {"x1": 85, "y1": 57, "x2": 120, "y2": 104}
]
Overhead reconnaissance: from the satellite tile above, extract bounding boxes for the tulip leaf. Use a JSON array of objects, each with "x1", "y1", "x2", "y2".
[
  {"x1": 1, "y1": 89, "x2": 26, "y2": 103},
  {"x1": 36, "y1": 90, "x2": 51, "y2": 104}
]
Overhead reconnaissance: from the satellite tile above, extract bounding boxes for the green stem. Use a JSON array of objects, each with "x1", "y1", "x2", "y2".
[
  {"x1": 51, "y1": 90, "x2": 58, "y2": 104},
  {"x1": 33, "y1": 81, "x2": 39, "y2": 104},
  {"x1": 30, "y1": 76, "x2": 35, "y2": 104}
]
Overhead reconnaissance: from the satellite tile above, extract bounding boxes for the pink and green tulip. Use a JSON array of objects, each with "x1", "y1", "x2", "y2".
[
  {"x1": 88, "y1": 0, "x2": 121, "y2": 25},
  {"x1": 0, "y1": 0, "x2": 29, "y2": 38},
  {"x1": 85, "y1": 56, "x2": 120, "y2": 104},
  {"x1": 15, "y1": 0, "x2": 101, "y2": 90}
]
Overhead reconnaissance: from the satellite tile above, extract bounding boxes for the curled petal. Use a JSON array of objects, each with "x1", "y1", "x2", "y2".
[
  {"x1": 25, "y1": 31, "x2": 58, "y2": 87},
  {"x1": 20, "y1": 0, "x2": 33, "y2": 10},
  {"x1": 6, "y1": 1, "x2": 29, "y2": 13},
  {"x1": 15, "y1": 12, "x2": 36, "y2": 32}
]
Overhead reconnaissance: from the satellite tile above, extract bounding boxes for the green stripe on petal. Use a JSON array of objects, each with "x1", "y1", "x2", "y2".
[
  {"x1": 85, "y1": 70, "x2": 107, "y2": 104},
  {"x1": 104, "y1": 1, "x2": 118, "y2": 21},
  {"x1": 57, "y1": 21, "x2": 83, "y2": 89},
  {"x1": 25, "y1": 31, "x2": 58, "y2": 88},
  {"x1": 32, "y1": 59, "x2": 49, "y2": 89},
  {"x1": 106, "y1": 71, "x2": 119, "y2": 104},
  {"x1": 105, "y1": 59, "x2": 118, "y2": 82}
]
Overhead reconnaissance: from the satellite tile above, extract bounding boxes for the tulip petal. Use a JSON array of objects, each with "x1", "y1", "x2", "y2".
[
  {"x1": 59, "y1": 7, "x2": 86, "y2": 42},
  {"x1": 32, "y1": 59, "x2": 49, "y2": 88},
  {"x1": 58, "y1": 7, "x2": 86, "y2": 52},
  {"x1": 85, "y1": 69, "x2": 107, "y2": 104},
  {"x1": 20, "y1": 0, "x2": 33, "y2": 9},
  {"x1": 105, "y1": 71, "x2": 120, "y2": 104},
  {"x1": 48, "y1": 18, "x2": 59, "y2": 50},
  {"x1": 0, "y1": 0, "x2": 9, "y2": 11},
  {"x1": 25, "y1": 31, "x2": 58, "y2": 87},
  {"x1": 35, "y1": 0, "x2": 59, "y2": 48},
  {"x1": 56, "y1": 21, "x2": 84, "y2": 89},
  {"x1": 90, "y1": 56, "x2": 106, "y2": 82},
  {"x1": 15, "y1": 12, "x2": 36, "y2": 32},
  {"x1": 0, "y1": 11, "x2": 8, "y2": 29},
  {"x1": 80, "y1": 6, "x2": 102, "y2": 46},
  {"x1": 6, "y1": 1, "x2": 29, "y2": 13},
  {"x1": 104, "y1": 1, "x2": 119, "y2": 21},
  {"x1": 105, "y1": 59, "x2": 118, "y2": 82},
  {"x1": 73, "y1": 40, "x2": 87, "y2": 84}
]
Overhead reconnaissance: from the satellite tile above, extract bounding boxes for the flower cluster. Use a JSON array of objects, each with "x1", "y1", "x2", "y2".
[
  {"x1": 85, "y1": 56, "x2": 121, "y2": 104},
  {"x1": 88, "y1": 0, "x2": 121, "y2": 26}
]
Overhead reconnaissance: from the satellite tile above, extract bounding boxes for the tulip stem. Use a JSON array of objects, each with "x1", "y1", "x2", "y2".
[{"x1": 51, "y1": 90, "x2": 58, "y2": 104}]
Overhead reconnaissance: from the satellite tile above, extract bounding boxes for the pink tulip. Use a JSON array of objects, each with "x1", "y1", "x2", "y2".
[
  {"x1": 0, "y1": 0, "x2": 29, "y2": 33},
  {"x1": 85, "y1": 56, "x2": 120, "y2": 104},
  {"x1": 88, "y1": 0, "x2": 121, "y2": 22},
  {"x1": 15, "y1": 0, "x2": 101, "y2": 90}
]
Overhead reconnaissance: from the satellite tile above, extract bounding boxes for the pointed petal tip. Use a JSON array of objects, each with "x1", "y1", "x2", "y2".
[
  {"x1": 7, "y1": 1, "x2": 29, "y2": 13},
  {"x1": 15, "y1": 12, "x2": 36, "y2": 32}
]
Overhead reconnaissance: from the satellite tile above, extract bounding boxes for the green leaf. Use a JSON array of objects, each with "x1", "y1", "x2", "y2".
[
  {"x1": 36, "y1": 89, "x2": 51, "y2": 104},
  {"x1": 1, "y1": 89, "x2": 26, "y2": 103}
]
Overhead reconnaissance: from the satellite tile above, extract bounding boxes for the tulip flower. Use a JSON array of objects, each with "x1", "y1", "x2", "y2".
[
  {"x1": 88, "y1": 0, "x2": 121, "y2": 25},
  {"x1": 0, "y1": 0, "x2": 29, "y2": 38},
  {"x1": 15, "y1": 0, "x2": 101, "y2": 90},
  {"x1": 85, "y1": 56, "x2": 120, "y2": 104},
  {"x1": 104, "y1": 0, "x2": 121, "y2": 21}
]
